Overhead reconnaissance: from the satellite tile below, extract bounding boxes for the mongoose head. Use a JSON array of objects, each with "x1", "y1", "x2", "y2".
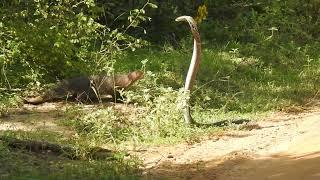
[
  {"x1": 128, "y1": 71, "x2": 144, "y2": 83},
  {"x1": 114, "y1": 70, "x2": 144, "y2": 89}
]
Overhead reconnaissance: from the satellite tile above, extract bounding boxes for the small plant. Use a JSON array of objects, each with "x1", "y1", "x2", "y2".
[{"x1": 0, "y1": 91, "x2": 21, "y2": 117}]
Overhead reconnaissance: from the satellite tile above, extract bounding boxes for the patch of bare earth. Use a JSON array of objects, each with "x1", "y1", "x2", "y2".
[
  {"x1": 0, "y1": 102, "x2": 139, "y2": 134},
  {"x1": 0, "y1": 103, "x2": 72, "y2": 134},
  {"x1": 139, "y1": 108, "x2": 320, "y2": 180}
]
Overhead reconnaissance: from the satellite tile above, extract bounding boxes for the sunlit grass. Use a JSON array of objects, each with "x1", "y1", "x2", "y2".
[
  {"x1": 55, "y1": 44, "x2": 320, "y2": 148},
  {"x1": 0, "y1": 130, "x2": 142, "y2": 179},
  {"x1": 1, "y1": 42, "x2": 320, "y2": 178},
  {"x1": 116, "y1": 45, "x2": 320, "y2": 114}
]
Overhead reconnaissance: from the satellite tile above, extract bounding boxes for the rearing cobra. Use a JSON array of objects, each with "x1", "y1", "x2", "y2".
[{"x1": 175, "y1": 16, "x2": 201, "y2": 125}]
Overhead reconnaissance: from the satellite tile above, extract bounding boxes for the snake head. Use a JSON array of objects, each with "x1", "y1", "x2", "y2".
[
  {"x1": 175, "y1": 16, "x2": 196, "y2": 23},
  {"x1": 175, "y1": 16, "x2": 200, "y2": 40}
]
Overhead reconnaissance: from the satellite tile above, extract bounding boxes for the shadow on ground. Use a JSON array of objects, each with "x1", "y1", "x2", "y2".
[
  {"x1": 0, "y1": 136, "x2": 141, "y2": 179},
  {"x1": 144, "y1": 151, "x2": 320, "y2": 180}
]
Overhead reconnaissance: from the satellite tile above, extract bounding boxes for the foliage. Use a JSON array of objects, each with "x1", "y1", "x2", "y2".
[
  {"x1": 199, "y1": 0, "x2": 320, "y2": 66},
  {"x1": 65, "y1": 79, "x2": 217, "y2": 146},
  {"x1": 0, "y1": 0, "x2": 155, "y2": 89},
  {"x1": 100, "y1": 0, "x2": 200, "y2": 43},
  {"x1": 0, "y1": 91, "x2": 21, "y2": 117},
  {"x1": 116, "y1": 43, "x2": 320, "y2": 113},
  {"x1": 2, "y1": 0, "x2": 320, "y2": 177},
  {"x1": 1, "y1": 0, "x2": 320, "y2": 141}
]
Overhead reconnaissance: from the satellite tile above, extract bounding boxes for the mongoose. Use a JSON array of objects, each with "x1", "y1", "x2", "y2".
[{"x1": 24, "y1": 71, "x2": 144, "y2": 104}]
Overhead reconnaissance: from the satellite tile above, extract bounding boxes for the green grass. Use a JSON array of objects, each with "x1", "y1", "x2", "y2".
[
  {"x1": 115, "y1": 44, "x2": 320, "y2": 114},
  {"x1": 0, "y1": 130, "x2": 142, "y2": 179},
  {"x1": 0, "y1": 148, "x2": 141, "y2": 180},
  {"x1": 1, "y1": 41, "x2": 320, "y2": 178},
  {"x1": 58, "y1": 42, "x2": 320, "y2": 147}
]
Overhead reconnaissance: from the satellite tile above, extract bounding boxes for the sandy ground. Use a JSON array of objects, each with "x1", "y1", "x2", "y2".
[
  {"x1": 140, "y1": 109, "x2": 320, "y2": 180},
  {"x1": 1, "y1": 103, "x2": 320, "y2": 180}
]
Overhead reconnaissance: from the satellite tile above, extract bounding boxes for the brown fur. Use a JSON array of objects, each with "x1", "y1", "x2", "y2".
[{"x1": 24, "y1": 71, "x2": 144, "y2": 105}]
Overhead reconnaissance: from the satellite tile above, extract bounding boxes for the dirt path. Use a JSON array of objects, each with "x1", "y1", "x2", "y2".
[
  {"x1": 141, "y1": 109, "x2": 320, "y2": 180},
  {"x1": 1, "y1": 103, "x2": 320, "y2": 179}
]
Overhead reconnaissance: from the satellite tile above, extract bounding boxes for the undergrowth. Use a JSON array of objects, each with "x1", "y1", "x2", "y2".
[
  {"x1": 0, "y1": 91, "x2": 21, "y2": 117},
  {"x1": 0, "y1": 129, "x2": 142, "y2": 179},
  {"x1": 116, "y1": 43, "x2": 320, "y2": 113},
  {"x1": 1, "y1": 41, "x2": 320, "y2": 178},
  {"x1": 2, "y1": 1, "x2": 320, "y2": 178},
  {"x1": 60, "y1": 42, "x2": 320, "y2": 148},
  {"x1": 0, "y1": 143, "x2": 141, "y2": 180}
]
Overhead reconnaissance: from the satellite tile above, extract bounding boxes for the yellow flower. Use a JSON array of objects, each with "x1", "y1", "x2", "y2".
[{"x1": 195, "y1": 4, "x2": 208, "y2": 24}]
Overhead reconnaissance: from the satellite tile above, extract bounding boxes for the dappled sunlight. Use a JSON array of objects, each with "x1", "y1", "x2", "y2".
[
  {"x1": 0, "y1": 108, "x2": 72, "y2": 134},
  {"x1": 2, "y1": 1, "x2": 320, "y2": 179}
]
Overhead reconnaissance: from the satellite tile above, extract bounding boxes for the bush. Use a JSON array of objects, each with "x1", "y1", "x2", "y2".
[{"x1": 0, "y1": 0, "x2": 155, "y2": 89}]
